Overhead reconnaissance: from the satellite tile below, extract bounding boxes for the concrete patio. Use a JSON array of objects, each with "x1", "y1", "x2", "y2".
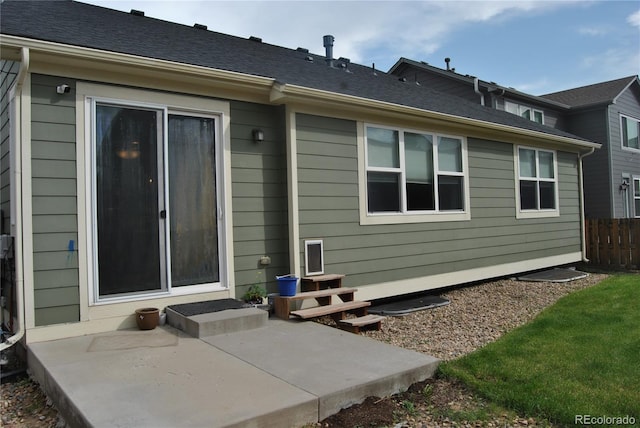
[{"x1": 26, "y1": 314, "x2": 439, "y2": 427}]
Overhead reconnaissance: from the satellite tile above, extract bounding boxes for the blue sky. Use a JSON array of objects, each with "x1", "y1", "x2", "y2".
[{"x1": 83, "y1": 1, "x2": 639, "y2": 95}]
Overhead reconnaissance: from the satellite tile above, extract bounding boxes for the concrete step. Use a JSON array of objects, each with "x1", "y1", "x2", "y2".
[{"x1": 166, "y1": 306, "x2": 268, "y2": 338}]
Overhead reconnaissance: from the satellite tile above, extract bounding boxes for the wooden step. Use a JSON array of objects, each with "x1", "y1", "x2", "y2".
[
  {"x1": 301, "y1": 274, "x2": 345, "y2": 292},
  {"x1": 274, "y1": 288, "x2": 357, "y2": 319},
  {"x1": 290, "y1": 300, "x2": 370, "y2": 320},
  {"x1": 339, "y1": 314, "x2": 385, "y2": 333},
  {"x1": 278, "y1": 287, "x2": 356, "y2": 302}
]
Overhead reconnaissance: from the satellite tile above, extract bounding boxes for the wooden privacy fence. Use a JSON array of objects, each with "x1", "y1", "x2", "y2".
[{"x1": 585, "y1": 218, "x2": 640, "y2": 270}]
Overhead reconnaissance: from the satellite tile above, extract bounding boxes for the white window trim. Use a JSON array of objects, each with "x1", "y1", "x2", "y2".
[
  {"x1": 357, "y1": 122, "x2": 471, "y2": 225},
  {"x1": 514, "y1": 145, "x2": 560, "y2": 219},
  {"x1": 505, "y1": 100, "x2": 544, "y2": 125},
  {"x1": 620, "y1": 114, "x2": 640, "y2": 153},
  {"x1": 76, "y1": 82, "x2": 234, "y2": 306}
]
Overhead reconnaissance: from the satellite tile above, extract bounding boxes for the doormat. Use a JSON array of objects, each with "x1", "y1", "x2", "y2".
[
  {"x1": 517, "y1": 268, "x2": 588, "y2": 283},
  {"x1": 167, "y1": 299, "x2": 245, "y2": 317},
  {"x1": 369, "y1": 295, "x2": 450, "y2": 316}
]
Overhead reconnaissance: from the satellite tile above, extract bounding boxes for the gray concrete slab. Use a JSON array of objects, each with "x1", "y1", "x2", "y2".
[
  {"x1": 28, "y1": 326, "x2": 317, "y2": 428},
  {"x1": 203, "y1": 320, "x2": 439, "y2": 420},
  {"x1": 27, "y1": 320, "x2": 439, "y2": 427}
]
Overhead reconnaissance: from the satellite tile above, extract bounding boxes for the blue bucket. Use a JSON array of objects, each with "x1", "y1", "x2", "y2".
[{"x1": 276, "y1": 275, "x2": 298, "y2": 297}]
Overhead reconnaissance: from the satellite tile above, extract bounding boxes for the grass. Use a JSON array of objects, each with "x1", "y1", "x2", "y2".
[{"x1": 441, "y1": 274, "x2": 640, "y2": 426}]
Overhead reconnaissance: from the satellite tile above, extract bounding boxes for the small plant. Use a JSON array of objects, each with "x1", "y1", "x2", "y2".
[
  {"x1": 401, "y1": 400, "x2": 417, "y2": 416},
  {"x1": 243, "y1": 284, "x2": 266, "y2": 304},
  {"x1": 422, "y1": 383, "x2": 433, "y2": 400}
]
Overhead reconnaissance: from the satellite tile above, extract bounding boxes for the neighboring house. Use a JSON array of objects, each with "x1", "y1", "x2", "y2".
[
  {"x1": 543, "y1": 78, "x2": 640, "y2": 219},
  {"x1": 0, "y1": 0, "x2": 599, "y2": 343},
  {"x1": 390, "y1": 58, "x2": 640, "y2": 218}
]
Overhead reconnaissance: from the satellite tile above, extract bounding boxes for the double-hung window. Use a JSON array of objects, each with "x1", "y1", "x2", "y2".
[
  {"x1": 516, "y1": 146, "x2": 559, "y2": 218},
  {"x1": 621, "y1": 115, "x2": 640, "y2": 151},
  {"x1": 363, "y1": 125, "x2": 469, "y2": 223}
]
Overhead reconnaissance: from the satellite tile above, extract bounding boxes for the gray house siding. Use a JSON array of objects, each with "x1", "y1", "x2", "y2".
[
  {"x1": 608, "y1": 87, "x2": 640, "y2": 218},
  {"x1": 296, "y1": 113, "x2": 581, "y2": 291},
  {"x1": 30, "y1": 74, "x2": 80, "y2": 326},
  {"x1": 565, "y1": 108, "x2": 611, "y2": 218},
  {"x1": 230, "y1": 101, "x2": 289, "y2": 297},
  {"x1": 0, "y1": 60, "x2": 19, "y2": 234}
]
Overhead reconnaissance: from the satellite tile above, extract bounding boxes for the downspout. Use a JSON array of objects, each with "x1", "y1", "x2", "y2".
[
  {"x1": 578, "y1": 147, "x2": 596, "y2": 263},
  {"x1": 473, "y1": 77, "x2": 485, "y2": 106},
  {"x1": 1, "y1": 47, "x2": 29, "y2": 351}
]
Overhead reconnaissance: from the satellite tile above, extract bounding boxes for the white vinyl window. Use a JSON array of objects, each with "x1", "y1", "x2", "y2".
[
  {"x1": 505, "y1": 101, "x2": 544, "y2": 124},
  {"x1": 515, "y1": 146, "x2": 559, "y2": 218},
  {"x1": 621, "y1": 115, "x2": 640, "y2": 151},
  {"x1": 361, "y1": 124, "x2": 470, "y2": 224}
]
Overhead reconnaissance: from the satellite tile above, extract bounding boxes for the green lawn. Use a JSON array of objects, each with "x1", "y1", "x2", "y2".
[{"x1": 441, "y1": 274, "x2": 640, "y2": 426}]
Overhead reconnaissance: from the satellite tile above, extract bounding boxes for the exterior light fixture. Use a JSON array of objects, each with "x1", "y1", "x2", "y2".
[
  {"x1": 252, "y1": 129, "x2": 264, "y2": 144},
  {"x1": 620, "y1": 179, "x2": 630, "y2": 191}
]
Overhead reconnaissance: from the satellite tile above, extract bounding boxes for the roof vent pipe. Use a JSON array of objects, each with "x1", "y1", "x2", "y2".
[
  {"x1": 323, "y1": 35, "x2": 335, "y2": 67},
  {"x1": 445, "y1": 57, "x2": 451, "y2": 71},
  {"x1": 474, "y1": 77, "x2": 485, "y2": 106}
]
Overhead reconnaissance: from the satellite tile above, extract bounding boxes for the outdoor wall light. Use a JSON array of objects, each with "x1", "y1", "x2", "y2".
[
  {"x1": 56, "y1": 84, "x2": 71, "y2": 94},
  {"x1": 620, "y1": 179, "x2": 630, "y2": 191},
  {"x1": 252, "y1": 129, "x2": 264, "y2": 144}
]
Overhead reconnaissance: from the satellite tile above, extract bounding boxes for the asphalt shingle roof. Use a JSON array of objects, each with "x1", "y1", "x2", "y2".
[
  {"x1": 0, "y1": 0, "x2": 593, "y2": 144},
  {"x1": 542, "y1": 76, "x2": 638, "y2": 108}
]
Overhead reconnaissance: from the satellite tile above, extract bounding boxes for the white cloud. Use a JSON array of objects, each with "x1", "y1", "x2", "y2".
[
  {"x1": 628, "y1": 9, "x2": 640, "y2": 27},
  {"x1": 580, "y1": 46, "x2": 640, "y2": 80},
  {"x1": 578, "y1": 26, "x2": 607, "y2": 36}
]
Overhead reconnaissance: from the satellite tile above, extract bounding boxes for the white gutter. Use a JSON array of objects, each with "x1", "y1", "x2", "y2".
[
  {"x1": 473, "y1": 77, "x2": 485, "y2": 106},
  {"x1": 1, "y1": 47, "x2": 29, "y2": 351},
  {"x1": 578, "y1": 147, "x2": 596, "y2": 263},
  {"x1": 272, "y1": 83, "x2": 601, "y2": 151}
]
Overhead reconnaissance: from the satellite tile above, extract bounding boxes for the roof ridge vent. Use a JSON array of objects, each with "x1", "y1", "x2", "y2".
[
  {"x1": 194, "y1": 23, "x2": 207, "y2": 30},
  {"x1": 130, "y1": 9, "x2": 145, "y2": 16},
  {"x1": 297, "y1": 47, "x2": 309, "y2": 53},
  {"x1": 249, "y1": 36, "x2": 262, "y2": 43}
]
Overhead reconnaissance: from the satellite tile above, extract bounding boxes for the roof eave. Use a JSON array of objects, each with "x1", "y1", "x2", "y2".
[
  {"x1": 272, "y1": 83, "x2": 601, "y2": 151},
  {"x1": 0, "y1": 35, "x2": 600, "y2": 151},
  {"x1": 0, "y1": 34, "x2": 276, "y2": 101},
  {"x1": 611, "y1": 76, "x2": 640, "y2": 104}
]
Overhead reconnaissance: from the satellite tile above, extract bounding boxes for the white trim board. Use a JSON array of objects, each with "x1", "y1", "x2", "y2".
[{"x1": 354, "y1": 252, "x2": 583, "y2": 302}]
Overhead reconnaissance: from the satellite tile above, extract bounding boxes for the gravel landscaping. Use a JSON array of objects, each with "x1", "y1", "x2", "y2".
[
  {"x1": 1, "y1": 269, "x2": 611, "y2": 427},
  {"x1": 319, "y1": 269, "x2": 610, "y2": 427}
]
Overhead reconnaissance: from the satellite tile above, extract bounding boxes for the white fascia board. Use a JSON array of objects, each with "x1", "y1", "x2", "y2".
[{"x1": 271, "y1": 83, "x2": 602, "y2": 152}]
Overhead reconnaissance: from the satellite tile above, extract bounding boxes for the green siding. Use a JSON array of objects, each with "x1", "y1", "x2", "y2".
[
  {"x1": 30, "y1": 74, "x2": 79, "y2": 325},
  {"x1": 0, "y1": 60, "x2": 19, "y2": 233},
  {"x1": 230, "y1": 101, "x2": 288, "y2": 297},
  {"x1": 296, "y1": 113, "x2": 582, "y2": 289}
]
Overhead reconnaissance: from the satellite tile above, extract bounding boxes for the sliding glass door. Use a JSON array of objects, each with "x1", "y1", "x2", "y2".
[{"x1": 94, "y1": 102, "x2": 220, "y2": 299}]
